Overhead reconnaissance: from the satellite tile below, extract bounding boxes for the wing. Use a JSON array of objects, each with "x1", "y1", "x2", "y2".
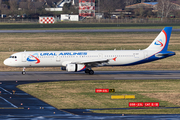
[
  {"x1": 71, "y1": 57, "x2": 117, "y2": 67},
  {"x1": 72, "y1": 59, "x2": 109, "y2": 67}
]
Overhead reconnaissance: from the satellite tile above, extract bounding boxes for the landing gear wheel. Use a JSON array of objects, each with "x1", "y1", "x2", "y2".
[
  {"x1": 22, "y1": 67, "x2": 26, "y2": 75},
  {"x1": 85, "y1": 69, "x2": 90, "y2": 73},
  {"x1": 89, "y1": 70, "x2": 94, "y2": 75},
  {"x1": 22, "y1": 71, "x2": 26, "y2": 75}
]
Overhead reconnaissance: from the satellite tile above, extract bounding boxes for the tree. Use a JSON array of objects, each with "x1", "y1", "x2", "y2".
[
  {"x1": 62, "y1": 3, "x2": 71, "y2": 14},
  {"x1": 158, "y1": 0, "x2": 175, "y2": 20},
  {"x1": 27, "y1": 1, "x2": 34, "y2": 10},
  {"x1": 9, "y1": 0, "x2": 18, "y2": 14},
  {"x1": 63, "y1": 2, "x2": 78, "y2": 14},
  {"x1": 0, "y1": 0, "x2": 2, "y2": 14},
  {"x1": 100, "y1": 0, "x2": 126, "y2": 12},
  {"x1": 126, "y1": 0, "x2": 138, "y2": 5},
  {"x1": 100, "y1": 0, "x2": 126, "y2": 18}
]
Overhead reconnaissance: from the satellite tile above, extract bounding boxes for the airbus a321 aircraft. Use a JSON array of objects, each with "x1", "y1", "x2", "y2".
[{"x1": 4, "y1": 27, "x2": 175, "y2": 75}]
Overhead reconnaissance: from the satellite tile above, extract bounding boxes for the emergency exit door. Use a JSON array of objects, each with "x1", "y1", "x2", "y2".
[
  {"x1": 22, "y1": 53, "x2": 26, "y2": 62},
  {"x1": 56, "y1": 56, "x2": 60, "y2": 62}
]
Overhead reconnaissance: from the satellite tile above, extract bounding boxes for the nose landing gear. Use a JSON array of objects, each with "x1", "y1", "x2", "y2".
[{"x1": 22, "y1": 67, "x2": 26, "y2": 75}]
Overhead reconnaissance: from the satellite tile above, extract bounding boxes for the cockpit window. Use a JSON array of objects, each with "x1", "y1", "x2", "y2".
[{"x1": 9, "y1": 56, "x2": 17, "y2": 58}]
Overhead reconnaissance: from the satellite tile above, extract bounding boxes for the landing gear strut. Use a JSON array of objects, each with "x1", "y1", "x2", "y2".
[
  {"x1": 22, "y1": 67, "x2": 26, "y2": 75},
  {"x1": 85, "y1": 68, "x2": 94, "y2": 75}
]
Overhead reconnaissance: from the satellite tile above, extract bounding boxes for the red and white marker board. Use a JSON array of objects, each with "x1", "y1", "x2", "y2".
[{"x1": 39, "y1": 16, "x2": 55, "y2": 24}]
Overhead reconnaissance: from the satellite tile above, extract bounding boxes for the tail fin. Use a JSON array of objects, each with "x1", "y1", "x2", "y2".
[{"x1": 145, "y1": 27, "x2": 172, "y2": 52}]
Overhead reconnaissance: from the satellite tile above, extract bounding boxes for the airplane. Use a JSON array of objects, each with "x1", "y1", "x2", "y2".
[{"x1": 3, "y1": 27, "x2": 175, "y2": 75}]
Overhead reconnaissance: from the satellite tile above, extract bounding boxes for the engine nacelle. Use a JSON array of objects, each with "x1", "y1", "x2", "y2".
[{"x1": 66, "y1": 64, "x2": 86, "y2": 72}]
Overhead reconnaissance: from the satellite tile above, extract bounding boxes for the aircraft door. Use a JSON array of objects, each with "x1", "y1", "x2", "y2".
[
  {"x1": 56, "y1": 56, "x2": 60, "y2": 62},
  {"x1": 98, "y1": 53, "x2": 103, "y2": 58},
  {"x1": 22, "y1": 53, "x2": 26, "y2": 62},
  {"x1": 144, "y1": 51, "x2": 148, "y2": 59},
  {"x1": 133, "y1": 53, "x2": 139, "y2": 58}
]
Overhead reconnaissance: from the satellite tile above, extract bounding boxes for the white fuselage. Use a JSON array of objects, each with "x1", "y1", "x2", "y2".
[{"x1": 4, "y1": 50, "x2": 151, "y2": 67}]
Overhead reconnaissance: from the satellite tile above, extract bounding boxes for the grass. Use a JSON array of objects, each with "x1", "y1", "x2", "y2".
[
  {"x1": 1, "y1": 32, "x2": 180, "y2": 71},
  {"x1": 17, "y1": 79, "x2": 180, "y2": 114},
  {"x1": 1, "y1": 32, "x2": 180, "y2": 52},
  {"x1": 1, "y1": 23, "x2": 180, "y2": 30}
]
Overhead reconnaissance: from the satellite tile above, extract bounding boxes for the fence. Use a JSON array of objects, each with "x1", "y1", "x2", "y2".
[
  {"x1": 0, "y1": 18, "x2": 180, "y2": 24},
  {"x1": 0, "y1": 19, "x2": 39, "y2": 23},
  {"x1": 79, "y1": 18, "x2": 180, "y2": 24}
]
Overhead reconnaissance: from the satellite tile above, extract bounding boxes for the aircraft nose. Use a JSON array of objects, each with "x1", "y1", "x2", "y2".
[{"x1": 3, "y1": 59, "x2": 10, "y2": 66}]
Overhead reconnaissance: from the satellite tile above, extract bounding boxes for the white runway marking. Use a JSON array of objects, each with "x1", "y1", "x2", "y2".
[
  {"x1": 0, "y1": 96, "x2": 18, "y2": 108},
  {"x1": 0, "y1": 87, "x2": 12, "y2": 94}
]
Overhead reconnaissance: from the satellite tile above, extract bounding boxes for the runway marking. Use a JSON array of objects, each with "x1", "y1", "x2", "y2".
[
  {"x1": 0, "y1": 96, "x2": 18, "y2": 108},
  {"x1": 0, "y1": 87, "x2": 12, "y2": 94}
]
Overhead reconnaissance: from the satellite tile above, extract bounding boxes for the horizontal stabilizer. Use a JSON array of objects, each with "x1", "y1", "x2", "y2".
[{"x1": 155, "y1": 51, "x2": 175, "y2": 57}]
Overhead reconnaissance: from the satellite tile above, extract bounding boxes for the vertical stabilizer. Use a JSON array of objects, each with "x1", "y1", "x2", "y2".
[{"x1": 145, "y1": 27, "x2": 172, "y2": 52}]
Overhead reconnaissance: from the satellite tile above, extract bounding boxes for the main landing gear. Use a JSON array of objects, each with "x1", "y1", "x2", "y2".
[
  {"x1": 85, "y1": 69, "x2": 94, "y2": 75},
  {"x1": 22, "y1": 67, "x2": 26, "y2": 75}
]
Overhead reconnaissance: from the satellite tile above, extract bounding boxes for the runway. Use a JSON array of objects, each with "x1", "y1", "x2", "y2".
[
  {"x1": 0, "y1": 70, "x2": 180, "y2": 81},
  {"x1": 0, "y1": 29, "x2": 180, "y2": 33},
  {"x1": 0, "y1": 71, "x2": 180, "y2": 120}
]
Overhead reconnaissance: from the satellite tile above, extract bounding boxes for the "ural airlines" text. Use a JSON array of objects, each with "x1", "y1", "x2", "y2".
[{"x1": 40, "y1": 52, "x2": 87, "y2": 56}]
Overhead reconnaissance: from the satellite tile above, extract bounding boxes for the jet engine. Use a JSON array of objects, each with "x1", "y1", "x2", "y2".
[{"x1": 66, "y1": 64, "x2": 86, "y2": 72}]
